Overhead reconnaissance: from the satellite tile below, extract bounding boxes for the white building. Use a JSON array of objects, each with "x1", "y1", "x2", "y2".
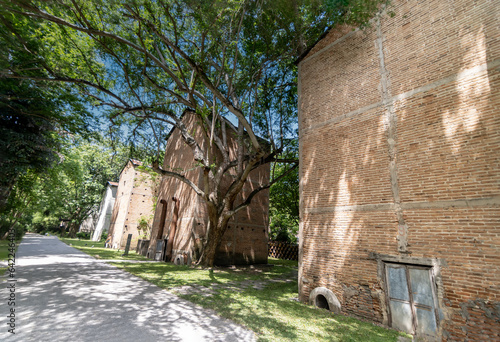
[
  {"x1": 91, "y1": 181, "x2": 118, "y2": 241},
  {"x1": 79, "y1": 211, "x2": 98, "y2": 234}
]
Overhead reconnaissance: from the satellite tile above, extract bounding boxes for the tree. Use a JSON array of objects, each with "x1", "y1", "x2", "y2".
[
  {"x1": 269, "y1": 143, "x2": 299, "y2": 243},
  {"x1": 0, "y1": 11, "x2": 92, "y2": 211},
  {"x1": 0, "y1": 169, "x2": 40, "y2": 239},
  {"x1": 0, "y1": 0, "x2": 389, "y2": 266},
  {"x1": 0, "y1": 87, "x2": 58, "y2": 211}
]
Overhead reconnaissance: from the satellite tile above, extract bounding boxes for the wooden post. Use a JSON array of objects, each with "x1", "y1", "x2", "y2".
[{"x1": 123, "y1": 234, "x2": 133, "y2": 256}]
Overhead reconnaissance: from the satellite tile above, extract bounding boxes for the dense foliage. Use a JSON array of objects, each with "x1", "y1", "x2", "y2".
[
  {"x1": 0, "y1": 134, "x2": 159, "y2": 239},
  {"x1": 269, "y1": 144, "x2": 299, "y2": 243}
]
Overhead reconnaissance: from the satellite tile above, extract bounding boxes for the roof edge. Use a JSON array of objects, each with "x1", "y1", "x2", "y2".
[
  {"x1": 166, "y1": 109, "x2": 270, "y2": 148},
  {"x1": 294, "y1": 27, "x2": 331, "y2": 65}
]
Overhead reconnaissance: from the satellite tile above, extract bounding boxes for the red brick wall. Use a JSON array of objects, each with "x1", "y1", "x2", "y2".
[
  {"x1": 298, "y1": 0, "x2": 500, "y2": 340},
  {"x1": 149, "y1": 112, "x2": 269, "y2": 265},
  {"x1": 108, "y1": 161, "x2": 155, "y2": 249}
]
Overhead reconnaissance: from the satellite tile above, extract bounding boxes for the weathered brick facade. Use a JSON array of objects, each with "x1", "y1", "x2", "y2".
[
  {"x1": 108, "y1": 160, "x2": 155, "y2": 250},
  {"x1": 148, "y1": 111, "x2": 269, "y2": 265},
  {"x1": 297, "y1": 0, "x2": 499, "y2": 340}
]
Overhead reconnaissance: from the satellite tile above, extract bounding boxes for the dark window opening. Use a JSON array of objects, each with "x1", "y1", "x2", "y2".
[
  {"x1": 315, "y1": 294, "x2": 330, "y2": 310},
  {"x1": 157, "y1": 199, "x2": 168, "y2": 240}
]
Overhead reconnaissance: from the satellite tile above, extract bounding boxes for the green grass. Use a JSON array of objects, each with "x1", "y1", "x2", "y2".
[
  {"x1": 268, "y1": 257, "x2": 298, "y2": 268},
  {"x1": 112, "y1": 257, "x2": 408, "y2": 342},
  {"x1": 0, "y1": 239, "x2": 15, "y2": 261},
  {"x1": 0, "y1": 238, "x2": 21, "y2": 276},
  {"x1": 59, "y1": 237, "x2": 149, "y2": 261}
]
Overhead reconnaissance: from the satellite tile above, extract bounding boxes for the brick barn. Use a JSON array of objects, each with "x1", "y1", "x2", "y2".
[
  {"x1": 108, "y1": 160, "x2": 155, "y2": 250},
  {"x1": 296, "y1": 0, "x2": 499, "y2": 340},
  {"x1": 147, "y1": 110, "x2": 269, "y2": 265}
]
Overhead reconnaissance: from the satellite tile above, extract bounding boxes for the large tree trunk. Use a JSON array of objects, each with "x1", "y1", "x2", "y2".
[
  {"x1": 68, "y1": 222, "x2": 79, "y2": 238},
  {"x1": 199, "y1": 222, "x2": 226, "y2": 267},
  {"x1": 165, "y1": 197, "x2": 179, "y2": 261},
  {"x1": 198, "y1": 206, "x2": 230, "y2": 267},
  {"x1": 67, "y1": 208, "x2": 82, "y2": 238},
  {"x1": 197, "y1": 165, "x2": 253, "y2": 267}
]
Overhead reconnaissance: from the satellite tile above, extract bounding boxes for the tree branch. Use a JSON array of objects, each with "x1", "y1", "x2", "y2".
[
  {"x1": 227, "y1": 162, "x2": 299, "y2": 218},
  {"x1": 151, "y1": 163, "x2": 205, "y2": 199}
]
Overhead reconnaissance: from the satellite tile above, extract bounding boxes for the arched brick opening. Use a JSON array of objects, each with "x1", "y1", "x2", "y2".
[
  {"x1": 315, "y1": 294, "x2": 330, "y2": 310},
  {"x1": 309, "y1": 287, "x2": 341, "y2": 314}
]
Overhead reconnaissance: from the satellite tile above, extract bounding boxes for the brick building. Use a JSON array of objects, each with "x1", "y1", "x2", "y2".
[
  {"x1": 147, "y1": 110, "x2": 269, "y2": 265},
  {"x1": 108, "y1": 160, "x2": 155, "y2": 250},
  {"x1": 297, "y1": 0, "x2": 499, "y2": 340}
]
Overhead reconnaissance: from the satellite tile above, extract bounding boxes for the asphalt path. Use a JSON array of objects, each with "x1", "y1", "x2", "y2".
[{"x1": 0, "y1": 234, "x2": 255, "y2": 342}]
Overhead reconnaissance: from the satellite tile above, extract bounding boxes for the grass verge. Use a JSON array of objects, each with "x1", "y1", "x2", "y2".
[
  {"x1": 0, "y1": 239, "x2": 21, "y2": 276},
  {"x1": 0, "y1": 239, "x2": 16, "y2": 260},
  {"x1": 112, "y1": 258, "x2": 408, "y2": 342},
  {"x1": 59, "y1": 237, "x2": 149, "y2": 261}
]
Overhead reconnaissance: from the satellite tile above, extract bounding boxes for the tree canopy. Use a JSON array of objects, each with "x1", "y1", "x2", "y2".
[
  {"x1": 0, "y1": 11, "x2": 94, "y2": 210},
  {"x1": 0, "y1": 0, "x2": 390, "y2": 265}
]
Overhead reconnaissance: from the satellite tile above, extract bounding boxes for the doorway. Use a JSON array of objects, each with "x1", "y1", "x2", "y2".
[{"x1": 154, "y1": 199, "x2": 168, "y2": 261}]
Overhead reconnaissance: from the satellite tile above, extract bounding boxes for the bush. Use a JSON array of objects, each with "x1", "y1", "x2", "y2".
[
  {"x1": 0, "y1": 224, "x2": 26, "y2": 240},
  {"x1": 33, "y1": 224, "x2": 46, "y2": 234},
  {"x1": 76, "y1": 232, "x2": 91, "y2": 240},
  {"x1": 30, "y1": 222, "x2": 61, "y2": 234},
  {"x1": 137, "y1": 215, "x2": 152, "y2": 239},
  {"x1": 47, "y1": 225, "x2": 61, "y2": 234},
  {"x1": 269, "y1": 208, "x2": 298, "y2": 244},
  {"x1": 17, "y1": 228, "x2": 25, "y2": 240},
  {"x1": 100, "y1": 231, "x2": 108, "y2": 241}
]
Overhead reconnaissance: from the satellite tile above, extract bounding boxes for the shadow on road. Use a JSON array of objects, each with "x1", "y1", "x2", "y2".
[{"x1": 1, "y1": 234, "x2": 255, "y2": 342}]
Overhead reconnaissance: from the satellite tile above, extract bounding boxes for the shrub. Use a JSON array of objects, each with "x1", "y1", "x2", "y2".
[
  {"x1": 269, "y1": 208, "x2": 298, "y2": 244},
  {"x1": 137, "y1": 215, "x2": 152, "y2": 239},
  {"x1": 11, "y1": 226, "x2": 25, "y2": 240},
  {"x1": 100, "y1": 231, "x2": 108, "y2": 241},
  {"x1": 76, "y1": 232, "x2": 90, "y2": 240}
]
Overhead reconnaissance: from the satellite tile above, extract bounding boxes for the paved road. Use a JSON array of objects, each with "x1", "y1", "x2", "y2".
[{"x1": 0, "y1": 234, "x2": 255, "y2": 342}]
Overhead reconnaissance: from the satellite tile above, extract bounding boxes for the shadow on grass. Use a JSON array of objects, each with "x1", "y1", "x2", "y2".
[
  {"x1": 115, "y1": 262, "x2": 404, "y2": 342},
  {"x1": 60, "y1": 238, "x2": 148, "y2": 261},
  {"x1": 114, "y1": 263, "x2": 253, "y2": 288},
  {"x1": 115, "y1": 262, "x2": 297, "y2": 291},
  {"x1": 183, "y1": 282, "x2": 402, "y2": 342}
]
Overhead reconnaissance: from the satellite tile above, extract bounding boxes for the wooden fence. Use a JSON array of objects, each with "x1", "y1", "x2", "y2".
[{"x1": 268, "y1": 241, "x2": 299, "y2": 261}]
